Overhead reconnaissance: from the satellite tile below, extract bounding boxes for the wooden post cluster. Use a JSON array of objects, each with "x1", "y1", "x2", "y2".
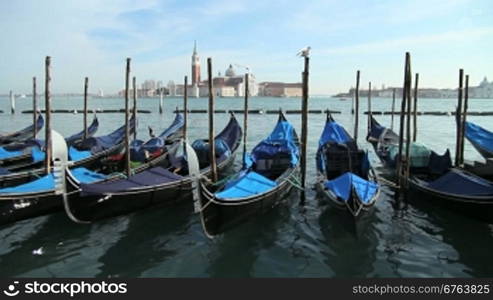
[
  {"x1": 44, "y1": 56, "x2": 52, "y2": 173},
  {"x1": 124, "y1": 58, "x2": 131, "y2": 177},
  {"x1": 412, "y1": 73, "x2": 419, "y2": 142},
  {"x1": 132, "y1": 76, "x2": 137, "y2": 140},
  {"x1": 207, "y1": 58, "x2": 218, "y2": 182},
  {"x1": 455, "y1": 69, "x2": 464, "y2": 167},
  {"x1": 183, "y1": 76, "x2": 188, "y2": 141},
  {"x1": 243, "y1": 73, "x2": 249, "y2": 168},
  {"x1": 33, "y1": 77, "x2": 37, "y2": 138},
  {"x1": 83, "y1": 77, "x2": 89, "y2": 139},
  {"x1": 354, "y1": 70, "x2": 360, "y2": 142}
]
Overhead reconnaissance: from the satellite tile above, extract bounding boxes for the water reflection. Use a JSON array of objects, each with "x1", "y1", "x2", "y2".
[
  {"x1": 317, "y1": 202, "x2": 379, "y2": 277},
  {"x1": 96, "y1": 203, "x2": 193, "y2": 278}
]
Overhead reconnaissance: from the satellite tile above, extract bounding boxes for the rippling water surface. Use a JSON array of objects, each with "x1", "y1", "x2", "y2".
[{"x1": 0, "y1": 95, "x2": 492, "y2": 277}]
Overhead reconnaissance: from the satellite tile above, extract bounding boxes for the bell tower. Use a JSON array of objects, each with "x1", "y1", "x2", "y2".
[{"x1": 191, "y1": 41, "x2": 200, "y2": 85}]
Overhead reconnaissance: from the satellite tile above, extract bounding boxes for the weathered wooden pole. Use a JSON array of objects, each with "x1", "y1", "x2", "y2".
[
  {"x1": 183, "y1": 76, "x2": 188, "y2": 141},
  {"x1": 10, "y1": 90, "x2": 15, "y2": 114},
  {"x1": 455, "y1": 69, "x2": 464, "y2": 167},
  {"x1": 367, "y1": 82, "x2": 372, "y2": 133},
  {"x1": 242, "y1": 73, "x2": 249, "y2": 168},
  {"x1": 83, "y1": 77, "x2": 89, "y2": 139},
  {"x1": 404, "y1": 54, "x2": 413, "y2": 183},
  {"x1": 44, "y1": 56, "x2": 52, "y2": 173},
  {"x1": 354, "y1": 71, "x2": 360, "y2": 142},
  {"x1": 132, "y1": 76, "x2": 137, "y2": 140},
  {"x1": 159, "y1": 89, "x2": 164, "y2": 114},
  {"x1": 412, "y1": 73, "x2": 419, "y2": 142},
  {"x1": 397, "y1": 53, "x2": 410, "y2": 187},
  {"x1": 300, "y1": 56, "x2": 309, "y2": 188},
  {"x1": 391, "y1": 88, "x2": 396, "y2": 130},
  {"x1": 124, "y1": 58, "x2": 131, "y2": 177},
  {"x1": 460, "y1": 74, "x2": 469, "y2": 165},
  {"x1": 207, "y1": 58, "x2": 218, "y2": 182},
  {"x1": 33, "y1": 77, "x2": 38, "y2": 138}
]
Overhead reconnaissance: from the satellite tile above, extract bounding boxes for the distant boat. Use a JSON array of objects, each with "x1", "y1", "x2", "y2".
[{"x1": 339, "y1": 98, "x2": 348, "y2": 101}]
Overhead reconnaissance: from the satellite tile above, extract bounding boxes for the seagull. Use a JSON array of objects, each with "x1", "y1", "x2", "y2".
[{"x1": 297, "y1": 46, "x2": 311, "y2": 58}]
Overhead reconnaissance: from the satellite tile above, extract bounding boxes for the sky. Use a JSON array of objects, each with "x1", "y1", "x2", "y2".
[{"x1": 0, "y1": 0, "x2": 492, "y2": 95}]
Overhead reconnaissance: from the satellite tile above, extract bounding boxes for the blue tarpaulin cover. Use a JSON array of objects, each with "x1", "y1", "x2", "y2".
[
  {"x1": 324, "y1": 172, "x2": 378, "y2": 204},
  {"x1": 80, "y1": 166, "x2": 183, "y2": 196},
  {"x1": 215, "y1": 171, "x2": 277, "y2": 199},
  {"x1": 70, "y1": 167, "x2": 107, "y2": 184},
  {"x1": 69, "y1": 146, "x2": 92, "y2": 161},
  {"x1": 251, "y1": 120, "x2": 299, "y2": 166},
  {"x1": 31, "y1": 147, "x2": 46, "y2": 162},
  {"x1": 0, "y1": 147, "x2": 23, "y2": 159},
  {"x1": 319, "y1": 121, "x2": 351, "y2": 146},
  {"x1": 0, "y1": 174, "x2": 55, "y2": 194},
  {"x1": 465, "y1": 121, "x2": 493, "y2": 154},
  {"x1": 423, "y1": 168, "x2": 493, "y2": 196}
]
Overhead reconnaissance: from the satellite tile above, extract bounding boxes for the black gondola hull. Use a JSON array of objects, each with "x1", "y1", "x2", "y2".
[
  {"x1": 199, "y1": 167, "x2": 299, "y2": 236},
  {"x1": 408, "y1": 178, "x2": 493, "y2": 222}
]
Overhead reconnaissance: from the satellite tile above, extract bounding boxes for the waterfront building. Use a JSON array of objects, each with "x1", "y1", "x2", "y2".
[{"x1": 258, "y1": 82, "x2": 302, "y2": 97}]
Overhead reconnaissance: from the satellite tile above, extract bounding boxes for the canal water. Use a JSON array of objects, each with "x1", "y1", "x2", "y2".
[{"x1": 0, "y1": 95, "x2": 492, "y2": 277}]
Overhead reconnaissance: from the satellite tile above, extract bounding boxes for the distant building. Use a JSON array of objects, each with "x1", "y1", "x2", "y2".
[
  {"x1": 258, "y1": 82, "x2": 302, "y2": 97},
  {"x1": 335, "y1": 76, "x2": 493, "y2": 99},
  {"x1": 171, "y1": 43, "x2": 257, "y2": 97},
  {"x1": 470, "y1": 77, "x2": 493, "y2": 98}
]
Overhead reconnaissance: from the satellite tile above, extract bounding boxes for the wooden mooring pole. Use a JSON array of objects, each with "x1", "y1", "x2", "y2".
[
  {"x1": 300, "y1": 56, "x2": 309, "y2": 189},
  {"x1": 243, "y1": 73, "x2": 249, "y2": 168},
  {"x1": 391, "y1": 88, "x2": 396, "y2": 130},
  {"x1": 404, "y1": 58, "x2": 413, "y2": 184},
  {"x1": 397, "y1": 52, "x2": 411, "y2": 188},
  {"x1": 455, "y1": 69, "x2": 464, "y2": 167},
  {"x1": 412, "y1": 73, "x2": 419, "y2": 142},
  {"x1": 183, "y1": 76, "x2": 188, "y2": 141},
  {"x1": 132, "y1": 76, "x2": 137, "y2": 140},
  {"x1": 354, "y1": 71, "x2": 360, "y2": 142},
  {"x1": 159, "y1": 89, "x2": 164, "y2": 114},
  {"x1": 124, "y1": 58, "x2": 131, "y2": 177},
  {"x1": 44, "y1": 56, "x2": 52, "y2": 173},
  {"x1": 460, "y1": 74, "x2": 469, "y2": 165},
  {"x1": 10, "y1": 90, "x2": 15, "y2": 114},
  {"x1": 208, "y1": 58, "x2": 218, "y2": 182},
  {"x1": 83, "y1": 77, "x2": 89, "y2": 139},
  {"x1": 33, "y1": 77, "x2": 37, "y2": 138},
  {"x1": 367, "y1": 82, "x2": 372, "y2": 133}
]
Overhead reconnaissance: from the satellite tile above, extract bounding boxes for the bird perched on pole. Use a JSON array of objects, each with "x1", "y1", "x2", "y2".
[{"x1": 297, "y1": 46, "x2": 311, "y2": 58}]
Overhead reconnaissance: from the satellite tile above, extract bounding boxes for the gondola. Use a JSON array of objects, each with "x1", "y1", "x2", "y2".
[
  {"x1": 315, "y1": 112, "x2": 379, "y2": 218},
  {"x1": 62, "y1": 113, "x2": 241, "y2": 223},
  {"x1": 196, "y1": 111, "x2": 300, "y2": 237},
  {"x1": 0, "y1": 116, "x2": 136, "y2": 188},
  {"x1": 0, "y1": 116, "x2": 99, "y2": 170},
  {"x1": 408, "y1": 167, "x2": 493, "y2": 222},
  {"x1": 367, "y1": 116, "x2": 452, "y2": 176},
  {"x1": 464, "y1": 121, "x2": 493, "y2": 159},
  {"x1": 0, "y1": 114, "x2": 44, "y2": 146},
  {"x1": 129, "y1": 113, "x2": 184, "y2": 162},
  {"x1": 0, "y1": 114, "x2": 184, "y2": 226}
]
